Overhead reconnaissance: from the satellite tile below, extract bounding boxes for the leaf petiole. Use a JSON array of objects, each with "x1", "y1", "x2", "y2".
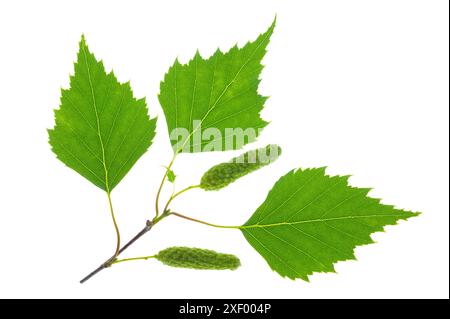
[
  {"x1": 169, "y1": 211, "x2": 240, "y2": 229},
  {"x1": 106, "y1": 191, "x2": 120, "y2": 258},
  {"x1": 162, "y1": 184, "x2": 200, "y2": 214}
]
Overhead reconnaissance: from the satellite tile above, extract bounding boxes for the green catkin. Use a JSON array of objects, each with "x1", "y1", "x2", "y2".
[
  {"x1": 155, "y1": 247, "x2": 241, "y2": 270},
  {"x1": 200, "y1": 144, "x2": 282, "y2": 191}
]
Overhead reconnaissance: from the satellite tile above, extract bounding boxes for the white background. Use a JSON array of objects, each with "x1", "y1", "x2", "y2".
[{"x1": 0, "y1": 0, "x2": 448, "y2": 299}]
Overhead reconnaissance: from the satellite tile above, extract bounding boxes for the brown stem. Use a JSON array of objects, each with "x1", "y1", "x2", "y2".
[{"x1": 79, "y1": 220, "x2": 154, "y2": 284}]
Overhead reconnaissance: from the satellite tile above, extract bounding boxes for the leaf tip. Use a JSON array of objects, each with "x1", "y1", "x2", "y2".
[
  {"x1": 80, "y1": 34, "x2": 87, "y2": 47},
  {"x1": 404, "y1": 210, "x2": 421, "y2": 220},
  {"x1": 265, "y1": 15, "x2": 277, "y2": 36}
]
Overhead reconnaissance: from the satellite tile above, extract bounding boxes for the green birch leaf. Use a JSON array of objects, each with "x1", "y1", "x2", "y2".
[
  {"x1": 159, "y1": 19, "x2": 275, "y2": 153},
  {"x1": 48, "y1": 36, "x2": 157, "y2": 192},
  {"x1": 166, "y1": 168, "x2": 176, "y2": 183},
  {"x1": 241, "y1": 167, "x2": 419, "y2": 281},
  {"x1": 155, "y1": 247, "x2": 241, "y2": 270},
  {"x1": 200, "y1": 144, "x2": 281, "y2": 190}
]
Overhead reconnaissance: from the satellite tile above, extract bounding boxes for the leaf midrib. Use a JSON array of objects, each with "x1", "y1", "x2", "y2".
[
  {"x1": 81, "y1": 43, "x2": 110, "y2": 192},
  {"x1": 241, "y1": 214, "x2": 407, "y2": 230}
]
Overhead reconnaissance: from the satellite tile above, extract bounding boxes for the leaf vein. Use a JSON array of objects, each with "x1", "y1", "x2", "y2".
[
  {"x1": 289, "y1": 224, "x2": 349, "y2": 257},
  {"x1": 109, "y1": 124, "x2": 153, "y2": 187},
  {"x1": 56, "y1": 142, "x2": 104, "y2": 185},
  {"x1": 260, "y1": 227, "x2": 328, "y2": 269},
  {"x1": 245, "y1": 230, "x2": 301, "y2": 278},
  {"x1": 256, "y1": 169, "x2": 323, "y2": 224}
]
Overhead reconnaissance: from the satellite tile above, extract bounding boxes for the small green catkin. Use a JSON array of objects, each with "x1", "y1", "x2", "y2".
[
  {"x1": 200, "y1": 144, "x2": 282, "y2": 191},
  {"x1": 155, "y1": 247, "x2": 241, "y2": 270}
]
